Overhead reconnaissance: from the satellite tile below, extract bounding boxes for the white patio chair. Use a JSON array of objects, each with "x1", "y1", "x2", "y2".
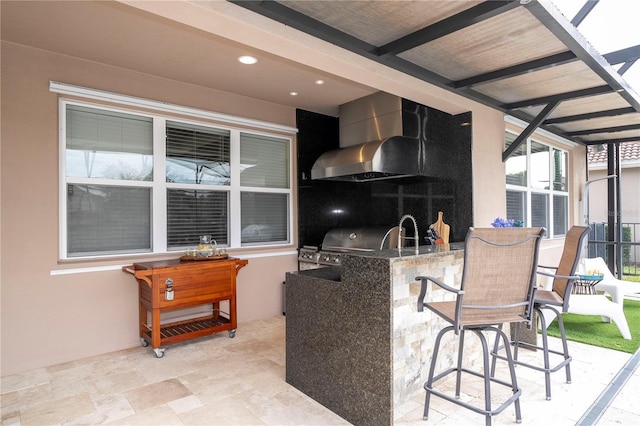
[
  {"x1": 581, "y1": 257, "x2": 640, "y2": 304},
  {"x1": 537, "y1": 257, "x2": 632, "y2": 340}
]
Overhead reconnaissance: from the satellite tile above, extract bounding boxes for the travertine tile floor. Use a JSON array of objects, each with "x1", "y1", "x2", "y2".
[{"x1": 1, "y1": 315, "x2": 638, "y2": 425}]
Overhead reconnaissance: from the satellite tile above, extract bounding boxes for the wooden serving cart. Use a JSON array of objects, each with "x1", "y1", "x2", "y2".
[{"x1": 123, "y1": 257, "x2": 248, "y2": 358}]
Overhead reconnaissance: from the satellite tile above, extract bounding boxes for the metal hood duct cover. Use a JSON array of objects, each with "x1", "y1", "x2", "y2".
[
  {"x1": 310, "y1": 136, "x2": 423, "y2": 182},
  {"x1": 311, "y1": 92, "x2": 429, "y2": 182}
]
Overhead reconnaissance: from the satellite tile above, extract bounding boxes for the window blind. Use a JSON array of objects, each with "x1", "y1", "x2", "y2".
[
  {"x1": 66, "y1": 105, "x2": 153, "y2": 180},
  {"x1": 62, "y1": 99, "x2": 292, "y2": 258},
  {"x1": 166, "y1": 189, "x2": 228, "y2": 248},
  {"x1": 67, "y1": 184, "x2": 151, "y2": 256},
  {"x1": 166, "y1": 121, "x2": 230, "y2": 185},
  {"x1": 531, "y1": 193, "x2": 549, "y2": 229},
  {"x1": 552, "y1": 149, "x2": 567, "y2": 191},
  {"x1": 506, "y1": 190, "x2": 526, "y2": 225},
  {"x1": 240, "y1": 192, "x2": 288, "y2": 244},
  {"x1": 553, "y1": 195, "x2": 568, "y2": 236},
  {"x1": 240, "y1": 133, "x2": 289, "y2": 188}
]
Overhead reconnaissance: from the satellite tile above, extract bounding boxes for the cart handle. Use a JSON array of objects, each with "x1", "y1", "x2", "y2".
[
  {"x1": 122, "y1": 266, "x2": 136, "y2": 275},
  {"x1": 122, "y1": 265, "x2": 153, "y2": 288}
]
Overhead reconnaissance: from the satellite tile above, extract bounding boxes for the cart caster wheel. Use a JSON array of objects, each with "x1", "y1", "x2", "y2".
[
  {"x1": 140, "y1": 338, "x2": 149, "y2": 347},
  {"x1": 153, "y1": 348, "x2": 166, "y2": 358},
  {"x1": 229, "y1": 329, "x2": 236, "y2": 338}
]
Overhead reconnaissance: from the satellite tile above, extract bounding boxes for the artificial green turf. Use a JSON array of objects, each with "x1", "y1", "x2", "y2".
[{"x1": 544, "y1": 299, "x2": 640, "y2": 354}]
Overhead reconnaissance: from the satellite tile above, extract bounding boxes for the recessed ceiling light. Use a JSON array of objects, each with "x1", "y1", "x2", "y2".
[
  {"x1": 238, "y1": 55, "x2": 258, "y2": 65},
  {"x1": 289, "y1": 91, "x2": 299, "y2": 96},
  {"x1": 315, "y1": 79, "x2": 325, "y2": 85}
]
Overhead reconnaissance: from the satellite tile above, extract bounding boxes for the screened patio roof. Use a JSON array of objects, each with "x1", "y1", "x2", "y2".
[{"x1": 233, "y1": 0, "x2": 640, "y2": 154}]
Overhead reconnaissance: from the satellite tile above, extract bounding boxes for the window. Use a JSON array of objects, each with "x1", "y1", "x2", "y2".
[
  {"x1": 61, "y1": 100, "x2": 292, "y2": 258},
  {"x1": 505, "y1": 131, "x2": 568, "y2": 238}
]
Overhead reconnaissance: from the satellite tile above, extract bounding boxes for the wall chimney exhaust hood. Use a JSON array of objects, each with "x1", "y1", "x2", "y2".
[
  {"x1": 311, "y1": 92, "x2": 428, "y2": 182},
  {"x1": 310, "y1": 136, "x2": 422, "y2": 182}
]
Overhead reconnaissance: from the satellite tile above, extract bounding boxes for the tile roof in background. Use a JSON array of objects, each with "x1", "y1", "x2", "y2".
[{"x1": 588, "y1": 141, "x2": 640, "y2": 163}]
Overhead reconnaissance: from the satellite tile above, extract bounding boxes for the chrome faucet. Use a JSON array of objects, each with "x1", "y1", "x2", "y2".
[
  {"x1": 379, "y1": 227, "x2": 395, "y2": 251},
  {"x1": 398, "y1": 214, "x2": 419, "y2": 255}
]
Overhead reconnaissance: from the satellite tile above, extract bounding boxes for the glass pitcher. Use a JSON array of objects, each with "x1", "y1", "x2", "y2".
[{"x1": 197, "y1": 235, "x2": 216, "y2": 257}]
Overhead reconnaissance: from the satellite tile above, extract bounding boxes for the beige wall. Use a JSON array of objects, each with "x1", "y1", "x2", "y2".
[
  {"x1": 1, "y1": 42, "x2": 298, "y2": 375},
  {"x1": 587, "y1": 165, "x2": 640, "y2": 264},
  {"x1": 588, "y1": 166, "x2": 640, "y2": 224},
  {"x1": 1, "y1": 37, "x2": 587, "y2": 375},
  {"x1": 471, "y1": 107, "x2": 508, "y2": 228}
]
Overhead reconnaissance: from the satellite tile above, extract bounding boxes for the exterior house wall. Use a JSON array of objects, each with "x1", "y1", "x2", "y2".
[
  {"x1": 587, "y1": 166, "x2": 640, "y2": 224},
  {"x1": 1, "y1": 42, "x2": 297, "y2": 375},
  {"x1": 1, "y1": 34, "x2": 585, "y2": 375},
  {"x1": 588, "y1": 164, "x2": 640, "y2": 264}
]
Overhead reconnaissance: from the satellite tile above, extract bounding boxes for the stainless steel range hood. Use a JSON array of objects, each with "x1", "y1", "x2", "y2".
[
  {"x1": 310, "y1": 136, "x2": 422, "y2": 182},
  {"x1": 311, "y1": 92, "x2": 427, "y2": 182}
]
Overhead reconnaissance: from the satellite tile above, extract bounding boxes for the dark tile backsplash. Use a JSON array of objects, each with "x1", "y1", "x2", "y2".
[{"x1": 296, "y1": 101, "x2": 472, "y2": 248}]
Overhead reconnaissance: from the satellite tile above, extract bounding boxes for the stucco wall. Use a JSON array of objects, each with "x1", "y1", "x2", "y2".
[
  {"x1": 1, "y1": 39, "x2": 585, "y2": 375},
  {"x1": 471, "y1": 107, "x2": 508, "y2": 227},
  {"x1": 588, "y1": 167, "x2": 640, "y2": 224},
  {"x1": 1, "y1": 42, "x2": 297, "y2": 375}
]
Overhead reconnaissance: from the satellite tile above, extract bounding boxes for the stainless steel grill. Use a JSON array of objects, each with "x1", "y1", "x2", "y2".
[
  {"x1": 298, "y1": 226, "x2": 401, "y2": 270},
  {"x1": 297, "y1": 245, "x2": 321, "y2": 270}
]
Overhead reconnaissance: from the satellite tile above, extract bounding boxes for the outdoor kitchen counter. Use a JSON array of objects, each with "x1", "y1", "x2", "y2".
[{"x1": 285, "y1": 243, "x2": 471, "y2": 426}]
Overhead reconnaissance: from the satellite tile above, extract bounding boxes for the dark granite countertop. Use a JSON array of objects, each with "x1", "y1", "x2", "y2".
[
  {"x1": 290, "y1": 265, "x2": 342, "y2": 281},
  {"x1": 292, "y1": 243, "x2": 465, "y2": 284},
  {"x1": 343, "y1": 242, "x2": 465, "y2": 260}
]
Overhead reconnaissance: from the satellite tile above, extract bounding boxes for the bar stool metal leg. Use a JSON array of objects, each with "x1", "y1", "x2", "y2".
[{"x1": 423, "y1": 324, "x2": 523, "y2": 426}]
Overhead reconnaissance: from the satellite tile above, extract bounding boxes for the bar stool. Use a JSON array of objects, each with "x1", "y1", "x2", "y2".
[
  {"x1": 417, "y1": 227, "x2": 545, "y2": 426},
  {"x1": 494, "y1": 225, "x2": 590, "y2": 400}
]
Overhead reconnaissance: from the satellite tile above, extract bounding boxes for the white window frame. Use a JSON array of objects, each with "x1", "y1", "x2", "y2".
[
  {"x1": 56, "y1": 84, "x2": 296, "y2": 260},
  {"x1": 505, "y1": 130, "x2": 569, "y2": 238}
]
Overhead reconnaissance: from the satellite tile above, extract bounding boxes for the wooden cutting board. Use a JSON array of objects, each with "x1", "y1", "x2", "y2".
[{"x1": 430, "y1": 211, "x2": 450, "y2": 244}]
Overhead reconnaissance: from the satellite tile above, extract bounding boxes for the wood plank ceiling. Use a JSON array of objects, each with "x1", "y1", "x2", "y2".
[{"x1": 232, "y1": 0, "x2": 640, "y2": 154}]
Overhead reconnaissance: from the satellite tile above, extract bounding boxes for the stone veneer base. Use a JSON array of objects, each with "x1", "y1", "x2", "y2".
[{"x1": 285, "y1": 246, "x2": 470, "y2": 425}]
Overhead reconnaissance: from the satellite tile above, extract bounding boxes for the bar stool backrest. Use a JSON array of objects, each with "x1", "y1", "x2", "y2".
[
  {"x1": 458, "y1": 227, "x2": 545, "y2": 327},
  {"x1": 550, "y1": 226, "x2": 590, "y2": 311}
]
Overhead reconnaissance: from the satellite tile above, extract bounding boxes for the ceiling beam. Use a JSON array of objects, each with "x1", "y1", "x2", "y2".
[
  {"x1": 617, "y1": 59, "x2": 637, "y2": 76},
  {"x1": 603, "y1": 45, "x2": 640, "y2": 65},
  {"x1": 603, "y1": 45, "x2": 640, "y2": 76},
  {"x1": 524, "y1": 1, "x2": 640, "y2": 112},
  {"x1": 452, "y1": 51, "x2": 577, "y2": 88},
  {"x1": 566, "y1": 123, "x2": 640, "y2": 136},
  {"x1": 375, "y1": 0, "x2": 520, "y2": 57},
  {"x1": 571, "y1": 0, "x2": 600, "y2": 26},
  {"x1": 503, "y1": 85, "x2": 612, "y2": 109},
  {"x1": 502, "y1": 101, "x2": 560, "y2": 162},
  {"x1": 544, "y1": 108, "x2": 637, "y2": 124},
  {"x1": 543, "y1": 107, "x2": 636, "y2": 124}
]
